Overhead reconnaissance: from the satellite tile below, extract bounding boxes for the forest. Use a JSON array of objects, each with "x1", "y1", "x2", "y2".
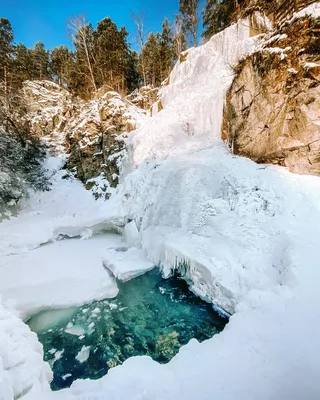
[{"x1": 0, "y1": 0, "x2": 237, "y2": 100}]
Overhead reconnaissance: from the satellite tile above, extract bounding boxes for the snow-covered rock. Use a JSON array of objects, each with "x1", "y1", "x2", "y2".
[
  {"x1": 23, "y1": 80, "x2": 73, "y2": 137},
  {"x1": 23, "y1": 80, "x2": 148, "y2": 197},
  {"x1": 67, "y1": 90, "x2": 147, "y2": 196},
  {"x1": 127, "y1": 85, "x2": 159, "y2": 110}
]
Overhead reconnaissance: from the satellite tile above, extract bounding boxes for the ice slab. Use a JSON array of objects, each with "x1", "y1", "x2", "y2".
[
  {"x1": 0, "y1": 235, "x2": 123, "y2": 319},
  {"x1": 103, "y1": 247, "x2": 154, "y2": 282}
]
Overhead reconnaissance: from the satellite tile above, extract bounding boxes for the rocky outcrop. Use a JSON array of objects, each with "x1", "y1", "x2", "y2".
[
  {"x1": 67, "y1": 91, "x2": 147, "y2": 197},
  {"x1": 223, "y1": 11, "x2": 320, "y2": 175},
  {"x1": 127, "y1": 86, "x2": 159, "y2": 110},
  {"x1": 23, "y1": 80, "x2": 148, "y2": 197},
  {"x1": 23, "y1": 80, "x2": 74, "y2": 137}
]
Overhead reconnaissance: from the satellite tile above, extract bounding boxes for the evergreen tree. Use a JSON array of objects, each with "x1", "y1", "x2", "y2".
[
  {"x1": 179, "y1": 0, "x2": 200, "y2": 47},
  {"x1": 13, "y1": 44, "x2": 34, "y2": 86},
  {"x1": 202, "y1": 0, "x2": 235, "y2": 40},
  {"x1": 159, "y1": 18, "x2": 175, "y2": 82},
  {"x1": 93, "y1": 18, "x2": 130, "y2": 92},
  {"x1": 50, "y1": 45, "x2": 73, "y2": 86},
  {"x1": 32, "y1": 42, "x2": 50, "y2": 79},
  {"x1": 141, "y1": 32, "x2": 161, "y2": 87},
  {"x1": 0, "y1": 18, "x2": 14, "y2": 96},
  {"x1": 126, "y1": 50, "x2": 141, "y2": 92}
]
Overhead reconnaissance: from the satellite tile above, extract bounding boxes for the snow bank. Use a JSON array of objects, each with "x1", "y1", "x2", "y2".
[
  {"x1": 0, "y1": 300, "x2": 52, "y2": 400},
  {"x1": 0, "y1": 156, "x2": 123, "y2": 257}
]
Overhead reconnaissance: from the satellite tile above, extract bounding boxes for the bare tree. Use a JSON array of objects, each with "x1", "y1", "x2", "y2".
[
  {"x1": 174, "y1": 15, "x2": 187, "y2": 58},
  {"x1": 67, "y1": 14, "x2": 97, "y2": 92},
  {"x1": 131, "y1": 11, "x2": 147, "y2": 86},
  {"x1": 179, "y1": 0, "x2": 200, "y2": 47}
]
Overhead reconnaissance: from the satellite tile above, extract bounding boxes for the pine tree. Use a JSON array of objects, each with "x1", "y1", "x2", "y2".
[
  {"x1": 141, "y1": 32, "x2": 161, "y2": 87},
  {"x1": 159, "y1": 18, "x2": 175, "y2": 82},
  {"x1": 13, "y1": 44, "x2": 34, "y2": 86},
  {"x1": 50, "y1": 45, "x2": 73, "y2": 86},
  {"x1": 93, "y1": 18, "x2": 131, "y2": 92},
  {"x1": 202, "y1": 0, "x2": 235, "y2": 40},
  {"x1": 32, "y1": 42, "x2": 50, "y2": 79},
  {"x1": 0, "y1": 18, "x2": 14, "y2": 97},
  {"x1": 179, "y1": 0, "x2": 200, "y2": 47},
  {"x1": 126, "y1": 50, "x2": 141, "y2": 92}
]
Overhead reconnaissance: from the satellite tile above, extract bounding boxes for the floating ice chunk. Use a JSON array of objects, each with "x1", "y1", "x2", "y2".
[
  {"x1": 53, "y1": 350, "x2": 64, "y2": 363},
  {"x1": 62, "y1": 373, "x2": 72, "y2": 381},
  {"x1": 65, "y1": 325, "x2": 85, "y2": 336},
  {"x1": 75, "y1": 346, "x2": 91, "y2": 363}
]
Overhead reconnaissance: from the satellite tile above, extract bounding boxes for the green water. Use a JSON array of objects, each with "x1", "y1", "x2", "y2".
[{"x1": 28, "y1": 269, "x2": 227, "y2": 390}]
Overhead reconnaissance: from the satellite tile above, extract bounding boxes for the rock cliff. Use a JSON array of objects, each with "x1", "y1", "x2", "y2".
[
  {"x1": 223, "y1": 9, "x2": 320, "y2": 175},
  {"x1": 23, "y1": 81, "x2": 148, "y2": 197}
]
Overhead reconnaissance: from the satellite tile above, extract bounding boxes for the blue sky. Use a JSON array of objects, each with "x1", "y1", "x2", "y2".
[{"x1": 1, "y1": 0, "x2": 185, "y2": 49}]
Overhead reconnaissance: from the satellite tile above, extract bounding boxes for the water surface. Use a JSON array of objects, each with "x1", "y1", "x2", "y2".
[{"x1": 28, "y1": 269, "x2": 227, "y2": 390}]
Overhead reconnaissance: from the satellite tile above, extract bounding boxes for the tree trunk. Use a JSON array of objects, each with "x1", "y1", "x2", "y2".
[
  {"x1": 4, "y1": 65, "x2": 7, "y2": 99},
  {"x1": 192, "y1": 11, "x2": 198, "y2": 47},
  {"x1": 83, "y1": 35, "x2": 97, "y2": 92},
  {"x1": 141, "y1": 55, "x2": 147, "y2": 87}
]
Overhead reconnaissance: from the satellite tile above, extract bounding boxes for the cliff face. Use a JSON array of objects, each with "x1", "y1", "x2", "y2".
[
  {"x1": 23, "y1": 81, "x2": 148, "y2": 197},
  {"x1": 65, "y1": 91, "x2": 147, "y2": 196},
  {"x1": 223, "y1": 10, "x2": 320, "y2": 175}
]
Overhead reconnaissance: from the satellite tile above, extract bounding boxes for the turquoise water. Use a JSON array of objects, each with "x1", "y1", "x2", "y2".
[{"x1": 28, "y1": 269, "x2": 227, "y2": 390}]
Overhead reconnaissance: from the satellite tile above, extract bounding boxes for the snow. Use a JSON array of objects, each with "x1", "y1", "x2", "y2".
[
  {"x1": 289, "y1": 2, "x2": 320, "y2": 23},
  {"x1": 0, "y1": 155, "x2": 122, "y2": 257},
  {"x1": 103, "y1": 247, "x2": 155, "y2": 282},
  {"x1": 0, "y1": 235, "x2": 122, "y2": 319},
  {"x1": 2, "y1": 8, "x2": 320, "y2": 400},
  {"x1": 0, "y1": 300, "x2": 52, "y2": 400},
  {"x1": 304, "y1": 62, "x2": 320, "y2": 69}
]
